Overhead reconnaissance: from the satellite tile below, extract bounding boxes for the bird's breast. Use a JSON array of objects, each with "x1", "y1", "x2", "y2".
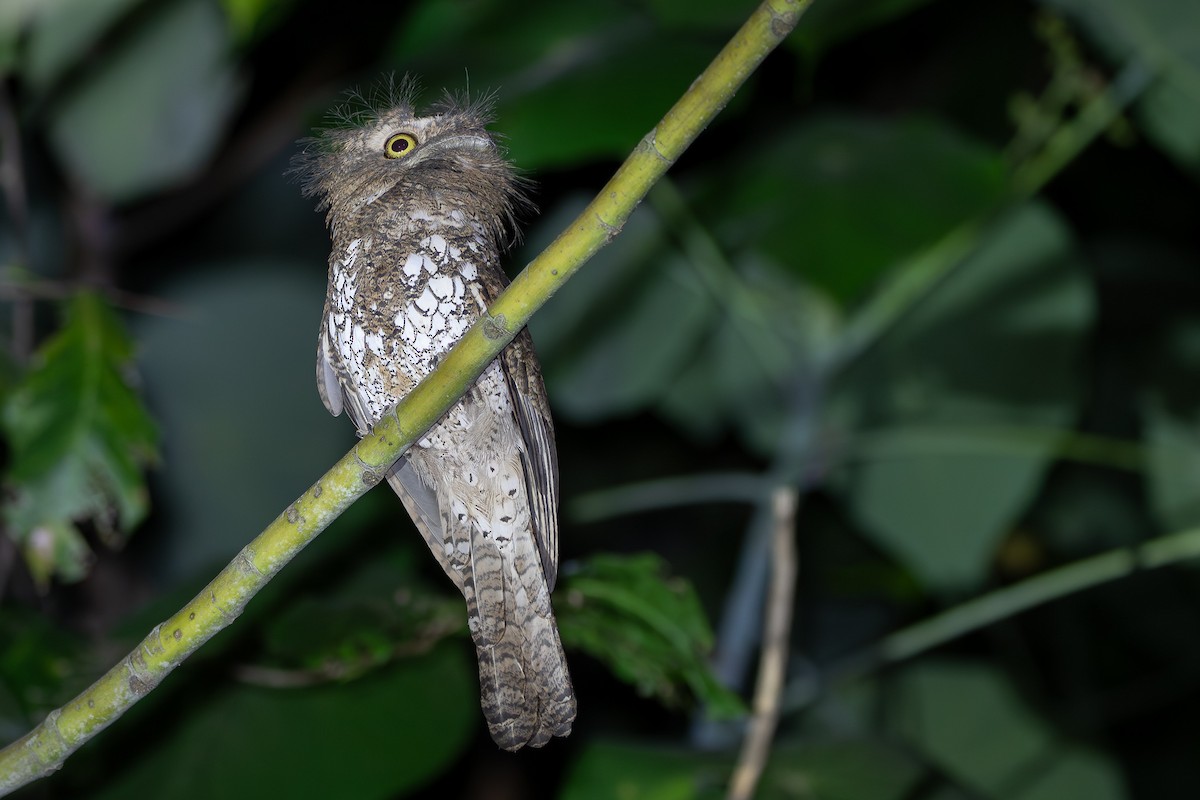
[{"x1": 325, "y1": 215, "x2": 497, "y2": 424}]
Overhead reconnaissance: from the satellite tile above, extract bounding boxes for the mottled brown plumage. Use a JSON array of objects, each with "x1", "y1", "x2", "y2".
[{"x1": 293, "y1": 78, "x2": 575, "y2": 750}]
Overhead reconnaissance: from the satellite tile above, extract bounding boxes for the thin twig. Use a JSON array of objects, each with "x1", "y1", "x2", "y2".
[
  {"x1": 570, "y1": 471, "x2": 769, "y2": 523},
  {"x1": 232, "y1": 618, "x2": 462, "y2": 688},
  {"x1": 727, "y1": 486, "x2": 798, "y2": 800},
  {"x1": 695, "y1": 367, "x2": 823, "y2": 749},
  {"x1": 0, "y1": 279, "x2": 187, "y2": 319}
]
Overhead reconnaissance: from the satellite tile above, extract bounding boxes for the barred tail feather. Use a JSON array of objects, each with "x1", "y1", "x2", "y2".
[{"x1": 473, "y1": 533, "x2": 575, "y2": 750}]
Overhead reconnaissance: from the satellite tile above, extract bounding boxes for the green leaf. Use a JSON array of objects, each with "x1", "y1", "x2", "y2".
[
  {"x1": 887, "y1": 660, "x2": 1126, "y2": 799},
  {"x1": 0, "y1": 610, "x2": 87, "y2": 731},
  {"x1": 529, "y1": 197, "x2": 721, "y2": 423},
  {"x1": 0, "y1": 2, "x2": 29, "y2": 76},
  {"x1": 18, "y1": 519, "x2": 91, "y2": 587},
  {"x1": 391, "y1": 0, "x2": 713, "y2": 168},
  {"x1": 563, "y1": 741, "x2": 728, "y2": 800},
  {"x1": 561, "y1": 738, "x2": 934, "y2": 800},
  {"x1": 391, "y1": 0, "x2": 624, "y2": 76},
  {"x1": 699, "y1": 114, "x2": 1008, "y2": 305},
  {"x1": 1136, "y1": 73, "x2": 1200, "y2": 169},
  {"x1": 1144, "y1": 319, "x2": 1200, "y2": 531},
  {"x1": 656, "y1": 254, "x2": 839, "y2": 452},
  {"x1": 220, "y1": 0, "x2": 295, "y2": 42},
  {"x1": 551, "y1": 249, "x2": 713, "y2": 420},
  {"x1": 641, "y1": 0, "x2": 751, "y2": 30},
  {"x1": 496, "y1": 36, "x2": 713, "y2": 169},
  {"x1": 261, "y1": 544, "x2": 466, "y2": 680},
  {"x1": 793, "y1": 0, "x2": 941, "y2": 52},
  {"x1": 2, "y1": 292, "x2": 158, "y2": 586},
  {"x1": 21, "y1": 0, "x2": 147, "y2": 89},
  {"x1": 528, "y1": 196, "x2": 838, "y2": 451},
  {"x1": 1041, "y1": 0, "x2": 1200, "y2": 171},
  {"x1": 44, "y1": 0, "x2": 241, "y2": 201},
  {"x1": 1146, "y1": 403, "x2": 1200, "y2": 531},
  {"x1": 557, "y1": 553, "x2": 745, "y2": 718},
  {"x1": 531, "y1": 115, "x2": 1005, "y2": 454},
  {"x1": 68, "y1": 645, "x2": 476, "y2": 800},
  {"x1": 760, "y1": 740, "x2": 930, "y2": 800},
  {"x1": 830, "y1": 203, "x2": 1093, "y2": 591}
]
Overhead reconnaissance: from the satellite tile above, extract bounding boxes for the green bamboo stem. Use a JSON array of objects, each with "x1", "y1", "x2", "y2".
[{"x1": 0, "y1": 0, "x2": 810, "y2": 794}]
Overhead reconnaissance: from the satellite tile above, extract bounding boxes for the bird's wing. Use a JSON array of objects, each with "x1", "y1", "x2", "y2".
[
  {"x1": 499, "y1": 329, "x2": 560, "y2": 589},
  {"x1": 386, "y1": 460, "x2": 460, "y2": 592},
  {"x1": 316, "y1": 311, "x2": 373, "y2": 434},
  {"x1": 316, "y1": 303, "x2": 344, "y2": 418},
  {"x1": 474, "y1": 265, "x2": 561, "y2": 591}
]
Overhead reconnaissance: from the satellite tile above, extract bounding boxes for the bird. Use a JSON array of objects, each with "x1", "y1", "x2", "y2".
[{"x1": 292, "y1": 78, "x2": 576, "y2": 750}]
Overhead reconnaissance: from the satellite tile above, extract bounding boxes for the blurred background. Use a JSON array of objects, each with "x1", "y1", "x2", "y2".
[{"x1": 1, "y1": 0, "x2": 1199, "y2": 797}]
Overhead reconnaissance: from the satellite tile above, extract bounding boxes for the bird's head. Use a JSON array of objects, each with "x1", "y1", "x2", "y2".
[{"x1": 292, "y1": 77, "x2": 526, "y2": 244}]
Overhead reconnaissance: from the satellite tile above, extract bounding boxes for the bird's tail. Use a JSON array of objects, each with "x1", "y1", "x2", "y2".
[
  {"x1": 466, "y1": 519, "x2": 576, "y2": 751},
  {"x1": 475, "y1": 599, "x2": 575, "y2": 750}
]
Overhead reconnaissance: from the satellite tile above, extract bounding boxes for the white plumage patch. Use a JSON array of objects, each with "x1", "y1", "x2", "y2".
[{"x1": 326, "y1": 217, "x2": 497, "y2": 421}]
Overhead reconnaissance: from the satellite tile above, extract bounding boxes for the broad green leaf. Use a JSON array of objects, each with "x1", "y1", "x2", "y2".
[
  {"x1": 1019, "y1": 754, "x2": 1131, "y2": 800},
  {"x1": 391, "y1": 0, "x2": 713, "y2": 168},
  {"x1": 529, "y1": 197, "x2": 721, "y2": 423},
  {"x1": 557, "y1": 553, "x2": 744, "y2": 718},
  {"x1": 0, "y1": 0, "x2": 32, "y2": 75},
  {"x1": 1040, "y1": 0, "x2": 1200, "y2": 170},
  {"x1": 698, "y1": 114, "x2": 1007, "y2": 305},
  {"x1": 220, "y1": 0, "x2": 294, "y2": 42},
  {"x1": 529, "y1": 116, "x2": 1005, "y2": 454},
  {"x1": 18, "y1": 519, "x2": 91, "y2": 587},
  {"x1": 562, "y1": 740, "x2": 728, "y2": 800},
  {"x1": 657, "y1": 254, "x2": 839, "y2": 453},
  {"x1": 1144, "y1": 319, "x2": 1200, "y2": 530},
  {"x1": 793, "y1": 0, "x2": 941, "y2": 52},
  {"x1": 525, "y1": 194, "x2": 650, "y2": 369},
  {"x1": 528, "y1": 195, "x2": 838, "y2": 449},
  {"x1": 45, "y1": 0, "x2": 240, "y2": 201},
  {"x1": 562, "y1": 738, "x2": 933, "y2": 800},
  {"x1": 888, "y1": 660, "x2": 1126, "y2": 799},
  {"x1": 392, "y1": 0, "x2": 624, "y2": 77},
  {"x1": 262, "y1": 544, "x2": 466, "y2": 679},
  {"x1": 830, "y1": 203, "x2": 1093, "y2": 591},
  {"x1": 760, "y1": 741, "x2": 929, "y2": 800},
  {"x1": 1146, "y1": 404, "x2": 1200, "y2": 531},
  {"x1": 2, "y1": 292, "x2": 158, "y2": 586},
  {"x1": 65, "y1": 645, "x2": 476, "y2": 800},
  {"x1": 1136, "y1": 74, "x2": 1200, "y2": 169},
  {"x1": 641, "y1": 0, "x2": 750, "y2": 29},
  {"x1": 495, "y1": 36, "x2": 713, "y2": 168},
  {"x1": 0, "y1": 610, "x2": 87, "y2": 731},
  {"x1": 21, "y1": 0, "x2": 145, "y2": 89},
  {"x1": 550, "y1": 250, "x2": 713, "y2": 420}
]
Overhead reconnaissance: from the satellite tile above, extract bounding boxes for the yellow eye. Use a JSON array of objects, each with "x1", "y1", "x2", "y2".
[{"x1": 384, "y1": 132, "x2": 417, "y2": 159}]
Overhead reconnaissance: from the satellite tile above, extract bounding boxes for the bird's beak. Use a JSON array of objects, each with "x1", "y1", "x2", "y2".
[{"x1": 425, "y1": 134, "x2": 491, "y2": 155}]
